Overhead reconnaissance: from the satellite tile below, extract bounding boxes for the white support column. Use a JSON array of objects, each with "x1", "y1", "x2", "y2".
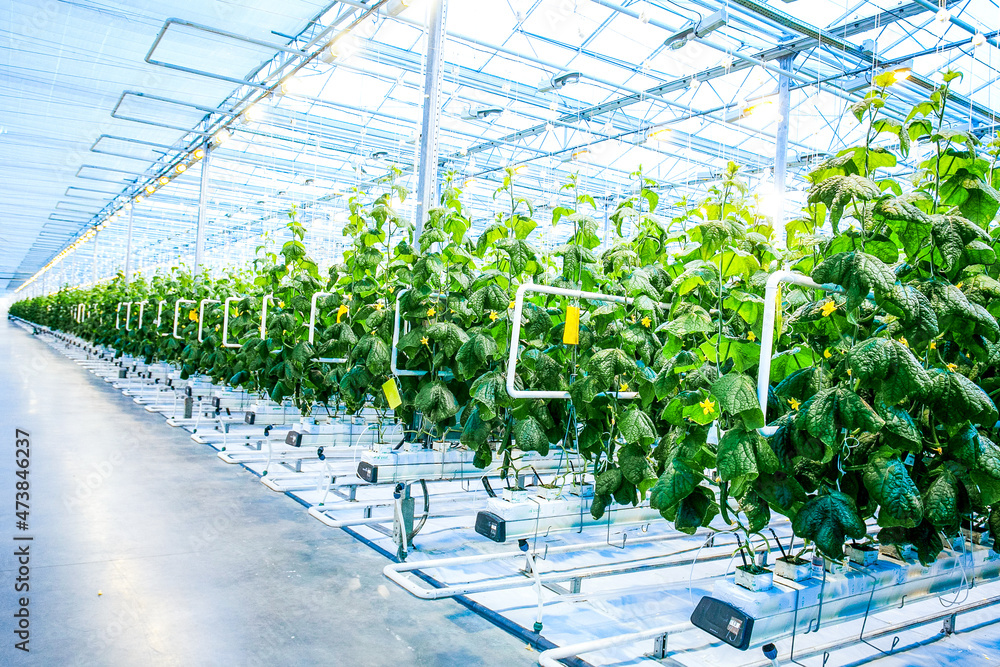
[
  {"x1": 773, "y1": 55, "x2": 793, "y2": 229},
  {"x1": 413, "y1": 0, "x2": 448, "y2": 243},
  {"x1": 194, "y1": 146, "x2": 211, "y2": 276},
  {"x1": 91, "y1": 231, "x2": 100, "y2": 284},
  {"x1": 124, "y1": 206, "x2": 135, "y2": 285}
]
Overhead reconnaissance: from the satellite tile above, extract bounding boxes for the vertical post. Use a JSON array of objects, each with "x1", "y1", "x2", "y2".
[
  {"x1": 413, "y1": 0, "x2": 448, "y2": 244},
  {"x1": 773, "y1": 55, "x2": 793, "y2": 229},
  {"x1": 124, "y1": 206, "x2": 135, "y2": 284},
  {"x1": 91, "y1": 231, "x2": 100, "y2": 284},
  {"x1": 194, "y1": 146, "x2": 211, "y2": 275}
]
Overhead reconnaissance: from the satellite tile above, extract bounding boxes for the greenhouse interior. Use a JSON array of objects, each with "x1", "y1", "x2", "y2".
[{"x1": 6, "y1": 0, "x2": 1000, "y2": 664}]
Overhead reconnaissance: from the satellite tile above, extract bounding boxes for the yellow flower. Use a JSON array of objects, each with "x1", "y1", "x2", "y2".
[
  {"x1": 188, "y1": 310, "x2": 198, "y2": 322},
  {"x1": 421, "y1": 336, "x2": 429, "y2": 346},
  {"x1": 641, "y1": 316, "x2": 651, "y2": 328},
  {"x1": 508, "y1": 301, "x2": 516, "y2": 310},
  {"x1": 336, "y1": 304, "x2": 349, "y2": 323},
  {"x1": 699, "y1": 398, "x2": 716, "y2": 415},
  {"x1": 278, "y1": 300, "x2": 285, "y2": 308},
  {"x1": 747, "y1": 331, "x2": 756, "y2": 341},
  {"x1": 823, "y1": 348, "x2": 832, "y2": 359},
  {"x1": 847, "y1": 369, "x2": 853, "y2": 376},
  {"x1": 946, "y1": 363, "x2": 958, "y2": 372},
  {"x1": 899, "y1": 337, "x2": 908, "y2": 348},
  {"x1": 957, "y1": 281, "x2": 964, "y2": 289},
  {"x1": 820, "y1": 300, "x2": 837, "y2": 317},
  {"x1": 426, "y1": 308, "x2": 436, "y2": 317},
  {"x1": 374, "y1": 302, "x2": 384, "y2": 311},
  {"x1": 619, "y1": 382, "x2": 629, "y2": 392},
  {"x1": 345, "y1": 294, "x2": 353, "y2": 301},
  {"x1": 788, "y1": 397, "x2": 801, "y2": 411},
  {"x1": 930, "y1": 340, "x2": 937, "y2": 350},
  {"x1": 630, "y1": 315, "x2": 636, "y2": 323},
  {"x1": 489, "y1": 311, "x2": 498, "y2": 322}
]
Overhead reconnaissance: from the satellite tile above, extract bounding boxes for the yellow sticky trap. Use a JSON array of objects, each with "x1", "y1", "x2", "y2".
[
  {"x1": 563, "y1": 306, "x2": 580, "y2": 345},
  {"x1": 336, "y1": 304, "x2": 349, "y2": 323},
  {"x1": 382, "y1": 378, "x2": 402, "y2": 409}
]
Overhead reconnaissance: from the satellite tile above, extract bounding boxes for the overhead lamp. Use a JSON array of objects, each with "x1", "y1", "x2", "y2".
[
  {"x1": 144, "y1": 184, "x2": 155, "y2": 194},
  {"x1": 646, "y1": 127, "x2": 674, "y2": 142},
  {"x1": 465, "y1": 105, "x2": 505, "y2": 120},
  {"x1": 537, "y1": 71, "x2": 583, "y2": 93},
  {"x1": 664, "y1": 9, "x2": 728, "y2": 50},
  {"x1": 885, "y1": 60, "x2": 913, "y2": 83},
  {"x1": 833, "y1": 72, "x2": 871, "y2": 93},
  {"x1": 383, "y1": 0, "x2": 411, "y2": 18},
  {"x1": 135, "y1": 195, "x2": 144, "y2": 204},
  {"x1": 563, "y1": 149, "x2": 591, "y2": 163},
  {"x1": 193, "y1": 148, "x2": 205, "y2": 159},
  {"x1": 319, "y1": 42, "x2": 346, "y2": 64},
  {"x1": 279, "y1": 76, "x2": 306, "y2": 96},
  {"x1": 175, "y1": 163, "x2": 187, "y2": 173},
  {"x1": 724, "y1": 98, "x2": 774, "y2": 123},
  {"x1": 972, "y1": 32, "x2": 987, "y2": 48},
  {"x1": 212, "y1": 129, "x2": 231, "y2": 145},
  {"x1": 936, "y1": 8, "x2": 951, "y2": 22},
  {"x1": 159, "y1": 176, "x2": 169, "y2": 185}
]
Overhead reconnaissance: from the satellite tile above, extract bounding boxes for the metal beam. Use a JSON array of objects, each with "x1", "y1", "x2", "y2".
[
  {"x1": 414, "y1": 0, "x2": 449, "y2": 241},
  {"x1": 194, "y1": 147, "x2": 211, "y2": 275}
]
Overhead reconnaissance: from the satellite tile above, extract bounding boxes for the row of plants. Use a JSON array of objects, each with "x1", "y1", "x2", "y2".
[{"x1": 13, "y1": 71, "x2": 1000, "y2": 569}]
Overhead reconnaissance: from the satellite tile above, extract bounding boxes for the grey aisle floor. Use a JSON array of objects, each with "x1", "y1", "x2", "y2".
[{"x1": 0, "y1": 320, "x2": 538, "y2": 667}]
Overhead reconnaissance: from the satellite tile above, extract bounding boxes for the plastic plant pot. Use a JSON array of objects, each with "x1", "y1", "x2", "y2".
[
  {"x1": 502, "y1": 487, "x2": 530, "y2": 503},
  {"x1": 734, "y1": 564, "x2": 773, "y2": 592},
  {"x1": 846, "y1": 543, "x2": 879, "y2": 567},
  {"x1": 773, "y1": 556, "x2": 812, "y2": 582}
]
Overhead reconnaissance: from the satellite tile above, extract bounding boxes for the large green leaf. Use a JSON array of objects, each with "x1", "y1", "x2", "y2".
[
  {"x1": 460, "y1": 407, "x2": 491, "y2": 448},
  {"x1": 665, "y1": 307, "x2": 714, "y2": 336},
  {"x1": 455, "y1": 332, "x2": 499, "y2": 379},
  {"x1": 717, "y1": 426, "x2": 779, "y2": 495},
  {"x1": 619, "y1": 407, "x2": 657, "y2": 447},
  {"x1": 792, "y1": 491, "x2": 868, "y2": 559},
  {"x1": 711, "y1": 373, "x2": 764, "y2": 428},
  {"x1": 795, "y1": 386, "x2": 885, "y2": 447},
  {"x1": 649, "y1": 459, "x2": 701, "y2": 515},
  {"x1": 587, "y1": 348, "x2": 636, "y2": 387},
  {"x1": 414, "y1": 380, "x2": 460, "y2": 424},
  {"x1": 923, "y1": 471, "x2": 959, "y2": 533},
  {"x1": 470, "y1": 370, "x2": 508, "y2": 420},
  {"x1": 807, "y1": 175, "x2": 883, "y2": 231},
  {"x1": 863, "y1": 457, "x2": 923, "y2": 528},
  {"x1": 923, "y1": 368, "x2": 998, "y2": 426},
  {"x1": 673, "y1": 486, "x2": 719, "y2": 535},
  {"x1": 514, "y1": 416, "x2": 549, "y2": 456},
  {"x1": 426, "y1": 321, "x2": 470, "y2": 357},
  {"x1": 845, "y1": 337, "x2": 929, "y2": 403},
  {"x1": 811, "y1": 251, "x2": 894, "y2": 311}
]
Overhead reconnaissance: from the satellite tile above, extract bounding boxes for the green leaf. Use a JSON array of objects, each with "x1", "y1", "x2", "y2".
[
  {"x1": 426, "y1": 321, "x2": 470, "y2": 357},
  {"x1": 587, "y1": 348, "x2": 636, "y2": 388},
  {"x1": 460, "y1": 407, "x2": 491, "y2": 448},
  {"x1": 711, "y1": 373, "x2": 764, "y2": 428},
  {"x1": 717, "y1": 426, "x2": 778, "y2": 496},
  {"x1": 414, "y1": 380, "x2": 460, "y2": 424},
  {"x1": 792, "y1": 491, "x2": 868, "y2": 559},
  {"x1": 649, "y1": 459, "x2": 701, "y2": 515},
  {"x1": 514, "y1": 416, "x2": 549, "y2": 456},
  {"x1": 470, "y1": 370, "x2": 508, "y2": 420},
  {"x1": 619, "y1": 407, "x2": 657, "y2": 447},
  {"x1": 807, "y1": 175, "x2": 883, "y2": 231},
  {"x1": 665, "y1": 307, "x2": 714, "y2": 336},
  {"x1": 700, "y1": 336, "x2": 759, "y2": 373},
  {"x1": 619, "y1": 443, "x2": 654, "y2": 485},
  {"x1": 811, "y1": 251, "x2": 894, "y2": 311},
  {"x1": 673, "y1": 486, "x2": 718, "y2": 535},
  {"x1": 923, "y1": 368, "x2": 998, "y2": 426},
  {"x1": 755, "y1": 471, "x2": 807, "y2": 510},
  {"x1": 923, "y1": 471, "x2": 959, "y2": 533},
  {"x1": 596, "y1": 467, "x2": 623, "y2": 497},
  {"x1": 738, "y1": 488, "x2": 771, "y2": 533},
  {"x1": 795, "y1": 387, "x2": 885, "y2": 448},
  {"x1": 863, "y1": 457, "x2": 923, "y2": 528},
  {"x1": 495, "y1": 238, "x2": 535, "y2": 275},
  {"x1": 845, "y1": 338, "x2": 929, "y2": 403},
  {"x1": 455, "y1": 333, "x2": 500, "y2": 380}
]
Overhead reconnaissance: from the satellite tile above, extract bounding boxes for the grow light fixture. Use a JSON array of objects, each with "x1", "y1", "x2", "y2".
[
  {"x1": 383, "y1": 0, "x2": 411, "y2": 17},
  {"x1": 936, "y1": 7, "x2": 951, "y2": 22},
  {"x1": 144, "y1": 185, "x2": 155, "y2": 194},
  {"x1": 972, "y1": 32, "x2": 987, "y2": 48},
  {"x1": 193, "y1": 148, "x2": 205, "y2": 159},
  {"x1": 212, "y1": 129, "x2": 231, "y2": 146},
  {"x1": 175, "y1": 163, "x2": 187, "y2": 174},
  {"x1": 885, "y1": 59, "x2": 914, "y2": 83},
  {"x1": 464, "y1": 105, "x2": 504, "y2": 120},
  {"x1": 664, "y1": 9, "x2": 728, "y2": 50},
  {"x1": 646, "y1": 127, "x2": 674, "y2": 142},
  {"x1": 724, "y1": 99, "x2": 773, "y2": 123},
  {"x1": 537, "y1": 71, "x2": 582, "y2": 93},
  {"x1": 158, "y1": 177, "x2": 169, "y2": 185},
  {"x1": 563, "y1": 148, "x2": 591, "y2": 163}
]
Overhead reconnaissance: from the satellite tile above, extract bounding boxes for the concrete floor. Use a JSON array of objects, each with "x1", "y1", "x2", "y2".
[{"x1": 0, "y1": 320, "x2": 538, "y2": 666}]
